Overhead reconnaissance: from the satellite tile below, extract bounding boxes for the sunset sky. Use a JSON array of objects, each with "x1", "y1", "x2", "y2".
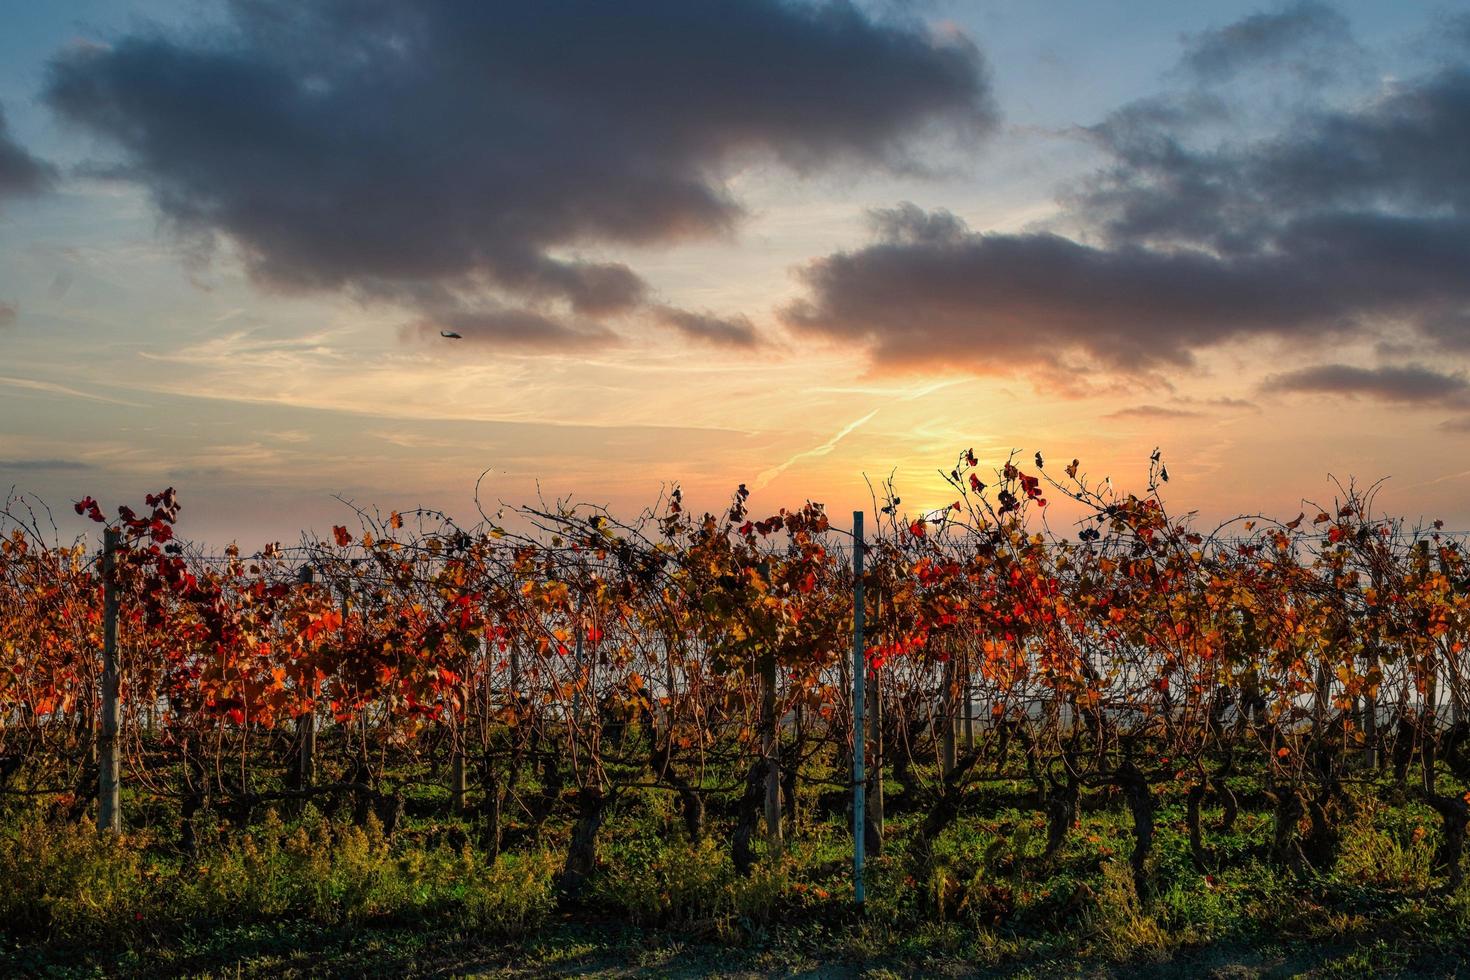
[{"x1": 2, "y1": 1, "x2": 1469, "y2": 547}]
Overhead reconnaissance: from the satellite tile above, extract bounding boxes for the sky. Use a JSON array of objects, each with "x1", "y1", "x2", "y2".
[{"x1": 2, "y1": 0, "x2": 1469, "y2": 547}]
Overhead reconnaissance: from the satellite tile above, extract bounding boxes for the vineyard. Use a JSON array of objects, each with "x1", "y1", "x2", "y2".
[{"x1": 3, "y1": 450, "x2": 1470, "y2": 976}]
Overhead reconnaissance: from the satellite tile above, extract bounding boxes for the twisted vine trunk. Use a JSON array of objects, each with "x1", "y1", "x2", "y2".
[
  {"x1": 1186, "y1": 781, "x2": 1208, "y2": 872},
  {"x1": 179, "y1": 733, "x2": 209, "y2": 857},
  {"x1": 1420, "y1": 789, "x2": 1470, "y2": 892},
  {"x1": 1267, "y1": 786, "x2": 1305, "y2": 872},
  {"x1": 650, "y1": 739, "x2": 703, "y2": 842},
  {"x1": 480, "y1": 762, "x2": 502, "y2": 857},
  {"x1": 780, "y1": 704, "x2": 804, "y2": 840},
  {"x1": 557, "y1": 786, "x2": 607, "y2": 898},
  {"x1": 1114, "y1": 758, "x2": 1154, "y2": 897},
  {"x1": 908, "y1": 746, "x2": 985, "y2": 907},
  {"x1": 1042, "y1": 734, "x2": 1085, "y2": 863},
  {"x1": 731, "y1": 757, "x2": 768, "y2": 877},
  {"x1": 1043, "y1": 775, "x2": 1080, "y2": 862}
]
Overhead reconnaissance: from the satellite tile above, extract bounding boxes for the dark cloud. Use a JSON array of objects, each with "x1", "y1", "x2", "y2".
[
  {"x1": 867, "y1": 201, "x2": 970, "y2": 244},
  {"x1": 786, "y1": 7, "x2": 1470, "y2": 378},
  {"x1": 782, "y1": 205, "x2": 1467, "y2": 373},
  {"x1": 45, "y1": 0, "x2": 993, "y2": 342},
  {"x1": 651, "y1": 305, "x2": 760, "y2": 349},
  {"x1": 1079, "y1": 66, "x2": 1470, "y2": 250},
  {"x1": 1422, "y1": 12, "x2": 1470, "y2": 62},
  {"x1": 1179, "y1": 1, "x2": 1359, "y2": 83},
  {"x1": 1262, "y1": 363, "x2": 1470, "y2": 404},
  {"x1": 0, "y1": 104, "x2": 53, "y2": 205}
]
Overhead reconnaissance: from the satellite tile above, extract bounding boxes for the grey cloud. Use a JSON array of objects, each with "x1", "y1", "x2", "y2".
[
  {"x1": 0, "y1": 303, "x2": 15, "y2": 329},
  {"x1": 651, "y1": 305, "x2": 760, "y2": 349},
  {"x1": 1454, "y1": 13, "x2": 1470, "y2": 48},
  {"x1": 1179, "y1": 1, "x2": 1359, "y2": 83},
  {"x1": 1080, "y1": 66, "x2": 1470, "y2": 251},
  {"x1": 867, "y1": 201, "x2": 970, "y2": 244},
  {"x1": 786, "y1": 6, "x2": 1470, "y2": 378},
  {"x1": 1416, "y1": 12, "x2": 1470, "y2": 64},
  {"x1": 782, "y1": 207, "x2": 1468, "y2": 373},
  {"x1": 44, "y1": 0, "x2": 993, "y2": 341},
  {"x1": 1261, "y1": 363, "x2": 1470, "y2": 404},
  {"x1": 0, "y1": 104, "x2": 52, "y2": 205}
]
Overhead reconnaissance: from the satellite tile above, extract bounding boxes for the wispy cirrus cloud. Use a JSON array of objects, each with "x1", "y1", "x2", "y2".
[
  {"x1": 0, "y1": 375, "x2": 146, "y2": 407},
  {"x1": 0, "y1": 458, "x2": 92, "y2": 472}
]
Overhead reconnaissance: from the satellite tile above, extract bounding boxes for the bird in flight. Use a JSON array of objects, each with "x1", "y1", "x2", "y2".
[{"x1": 440, "y1": 330, "x2": 462, "y2": 339}]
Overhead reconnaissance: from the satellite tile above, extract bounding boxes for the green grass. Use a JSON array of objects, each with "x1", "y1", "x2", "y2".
[{"x1": 1, "y1": 777, "x2": 1467, "y2": 978}]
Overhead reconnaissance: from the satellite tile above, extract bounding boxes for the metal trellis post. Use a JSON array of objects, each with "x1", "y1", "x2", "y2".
[
  {"x1": 851, "y1": 511, "x2": 865, "y2": 907},
  {"x1": 98, "y1": 528, "x2": 121, "y2": 834}
]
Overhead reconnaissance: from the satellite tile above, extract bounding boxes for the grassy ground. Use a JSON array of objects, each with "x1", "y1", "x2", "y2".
[
  {"x1": 3, "y1": 776, "x2": 1468, "y2": 978},
  {"x1": 11, "y1": 917, "x2": 1469, "y2": 979}
]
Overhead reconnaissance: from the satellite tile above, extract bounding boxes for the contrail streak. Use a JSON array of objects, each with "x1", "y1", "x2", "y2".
[
  {"x1": 1399, "y1": 470, "x2": 1470, "y2": 492},
  {"x1": 0, "y1": 376, "x2": 145, "y2": 407},
  {"x1": 812, "y1": 378, "x2": 966, "y2": 401},
  {"x1": 754, "y1": 409, "x2": 879, "y2": 491}
]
